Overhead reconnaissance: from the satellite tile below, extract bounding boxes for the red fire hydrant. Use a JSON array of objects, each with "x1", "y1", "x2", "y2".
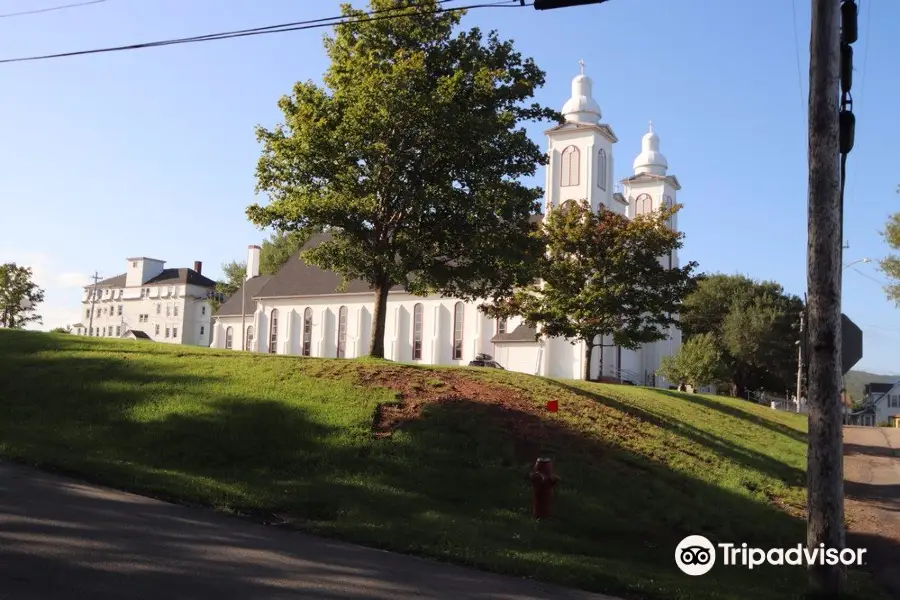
[{"x1": 529, "y1": 457, "x2": 560, "y2": 520}]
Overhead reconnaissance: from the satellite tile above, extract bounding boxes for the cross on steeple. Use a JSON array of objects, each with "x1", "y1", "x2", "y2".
[
  {"x1": 578, "y1": 59, "x2": 585, "y2": 75},
  {"x1": 648, "y1": 119, "x2": 654, "y2": 133}
]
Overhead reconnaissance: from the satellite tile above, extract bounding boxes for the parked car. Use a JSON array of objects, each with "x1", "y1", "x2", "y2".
[{"x1": 468, "y1": 353, "x2": 505, "y2": 369}]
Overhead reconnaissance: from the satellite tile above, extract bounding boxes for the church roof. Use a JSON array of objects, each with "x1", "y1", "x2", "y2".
[
  {"x1": 214, "y1": 275, "x2": 274, "y2": 317},
  {"x1": 254, "y1": 234, "x2": 404, "y2": 300},
  {"x1": 491, "y1": 322, "x2": 539, "y2": 344},
  {"x1": 252, "y1": 215, "x2": 546, "y2": 301}
]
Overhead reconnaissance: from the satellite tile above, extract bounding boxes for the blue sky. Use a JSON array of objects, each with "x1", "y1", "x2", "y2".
[{"x1": 1, "y1": 0, "x2": 898, "y2": 373}]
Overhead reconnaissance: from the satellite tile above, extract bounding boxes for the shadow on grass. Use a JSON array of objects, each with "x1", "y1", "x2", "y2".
[
  {"x1": 0, "y1": 329, "x2": 887, "y2": 600},
  {"x1": 546, "y1": 380, "x2": 806, "y2": 488},
  {"x1": 655, "y1": 390, "x2": 808, "y2": 444}
]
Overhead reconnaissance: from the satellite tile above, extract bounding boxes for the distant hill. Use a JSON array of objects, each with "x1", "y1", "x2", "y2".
[{"x1": 844, "y1": 370, "x2": 898, "y2": 404}]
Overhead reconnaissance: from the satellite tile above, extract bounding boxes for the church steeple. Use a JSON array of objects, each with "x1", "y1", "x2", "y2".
[
  {"x1": 632, "y1": 120, "x2": 668, "y2": 176},
  {"x1": 561, "y1": 60, "x2": 602, "y2": 125}
]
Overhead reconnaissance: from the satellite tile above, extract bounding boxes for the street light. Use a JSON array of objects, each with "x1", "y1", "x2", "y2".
[{"x1": 842, "y1": 257, "x2": 871, "y2": 270}]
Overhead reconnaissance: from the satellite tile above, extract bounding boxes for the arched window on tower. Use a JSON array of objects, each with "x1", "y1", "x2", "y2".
[
  {"x1": 664, "y1": 196, "x2": 675, "y2": 228},
  {"x1": 635, "y1": 193, "x2": 653, "y2": 216},
  {"x1": 560, "y1": 145, "x2": 580, "y2": 187},
  {"x1": 597, "y1": 149, "x2": 607, "y2": 191}
]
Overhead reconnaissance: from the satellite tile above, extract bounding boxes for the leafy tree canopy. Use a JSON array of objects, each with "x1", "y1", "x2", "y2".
[
  {"x1": 657, "y1": 332, "x2": 723, "y2": 390},
  {"x1": 679, "y1": 273, "x2": 803, "y2": 397},
  {"x1": 879, "y1": 197, "x2": 900, "y2": 304},
  {"x1": 0, "y1": 263, "x2": 45, "y2": 329},
  {"x1": 246, "y1": 0, "x2": 556, "y2": 357},
  {"x1": 482, "y1": 200, "x2": 697, "y2": 380}
]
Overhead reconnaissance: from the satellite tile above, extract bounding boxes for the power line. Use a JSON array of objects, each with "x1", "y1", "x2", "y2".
[
  {"x1": 0, "y1": 0, "x2": 523, "y2": 65},
  {"x1": 848, "y1": 266, "x2": 886, "y2": 286},
  {"x1": 789, "y1": 0, "x2": 805, "y2": 119},
  {"x1": 0, "y1": 0, "x2": 106, "y2": 19}
]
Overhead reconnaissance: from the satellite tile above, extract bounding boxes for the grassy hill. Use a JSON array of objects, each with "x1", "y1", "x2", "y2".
[{"x1": 0, "y1": 330, "x2": 885, "y2": 600}]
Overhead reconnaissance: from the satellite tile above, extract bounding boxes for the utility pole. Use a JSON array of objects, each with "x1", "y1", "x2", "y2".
[
  {"x1": 796, "y1": 309, "x2": 805, "y2": 413},
  {"x1": 806, "y1": 0, "x2": 855, "y2": 594},
  {"x1": 87, "y1": 271, "x2": 102, "y2": 336}
]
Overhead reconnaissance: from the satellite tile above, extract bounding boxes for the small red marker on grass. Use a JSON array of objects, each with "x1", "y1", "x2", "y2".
[{"x1": 546, "y1": 399, "x2": 558, "y2": 413}]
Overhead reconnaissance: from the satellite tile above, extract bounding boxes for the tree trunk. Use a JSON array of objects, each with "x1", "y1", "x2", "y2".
[
  {"x1": 597, "y1": 338, "x2": 605, "y2": 379},
  {"x1": 583, "y1": 342, "x2": 593, "y2": 381},
  {"x1": 368, "y1": 276, "x2": 392, "y2": 359},
  {"x1": 806, "y1": 0, "x2": 845, "y2": 593}
]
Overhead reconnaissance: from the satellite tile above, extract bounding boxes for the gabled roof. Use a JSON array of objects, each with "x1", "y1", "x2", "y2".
[
  {"x1": 544, "y1": 121, "x2": 618, "y2": 143},
  {"x1": 145, "y1": 268, "x2": 217, "y2": 288},
  {"x1": 620, "y1": 172, "x2": 682, "y2": 190},
  {"x1": 90, "y1": 268, "x2": 215, "y2": 289},
  {"x1": 255, "y1": 235, "x2": 399, "y2": 299},
  {"x1": 863, "y1": 380, "x2": 900, "y2": 407},
  {"x1": 214, "y1": 275, "x2": 273, "y2": 317},
  {"x1": 95, "y1": 274, "x2": 127, "y2": 287},
  {"x1": 126, "y1": 330, "x2": 151, "y2": 340},
  {"x1": 492, "y1": 322, "x2": 539, "y2": 344}
]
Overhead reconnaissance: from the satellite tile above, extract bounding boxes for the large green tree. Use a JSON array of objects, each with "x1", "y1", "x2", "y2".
[
  {"x1": 679, "y1": 273, "x2": 803, "y2": 397},
  {"x1": 0, "y1": 263, "x2": 45, "y2": 329},
  {"x1": 483, "y1": 200, "x2": 697, "y2": 381},
  {"x1": 879, "y1": 191, "x2": 900, "y2": 303},
  {"x1": 211, "y1": 230, "x2": 309, "y2": 311},
  {"x1": 657, "y1": 332, "x2": 723, "y2": 391},
  {"x1": 247, "y1": 0, "x2": 554, "y2": 358}
]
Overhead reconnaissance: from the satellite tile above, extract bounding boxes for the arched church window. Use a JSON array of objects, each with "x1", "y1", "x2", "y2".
[
  {"x1": 337, "y1": 306, "x2": 348, "y2": 358},
  {"x1": 664, "y1": 195, "x2": 675, "y2": 228},
  {"x1": 225, "y1": 327, "x2": 233, "y2": 350},
  {"x1": 302, "y1": 308, "x2": 312, "y2": 356},
  {"x1": 560, "y1": 145, "x2": 580, "y2": 187},
  {"x1": 635, "y1": 193, "x2": 653, "y2": 216},
  {"x1": 452, "y1": 302, "x2": 464, "y2": 360},
  {"x1": 246, "y1": 326, "x2": 254, "y2": 350},
  {"x1": 412, "y1": 303, "x2": 423, "y2": 360},
  {"x1": 269, "y1": 309, "x2": 279, "y2": 354},
  {"x1": 597, "y1": 149, "x2": 607, "y2": 191}
]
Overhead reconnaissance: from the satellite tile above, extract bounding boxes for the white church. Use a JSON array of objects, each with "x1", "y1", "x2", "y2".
[{"x1": 211, "y1": 67, "x2": 683, "y2": 386}]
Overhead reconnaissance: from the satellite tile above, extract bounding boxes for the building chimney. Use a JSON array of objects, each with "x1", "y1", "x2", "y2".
[
  {"x1": 247, "y1": 245, "x2": 261, "y2": 280},
  {"x1": 193, "y1": 261, "x2": 202, "y2": 274}
]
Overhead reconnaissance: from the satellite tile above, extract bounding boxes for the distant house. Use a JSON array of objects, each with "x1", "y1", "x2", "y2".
[
  {"x1": 71, "y1": 256, "x2": 217, "y2": 347},
  {"x1": 848, "y1": 381, "x2": 900, "y2": 426}
]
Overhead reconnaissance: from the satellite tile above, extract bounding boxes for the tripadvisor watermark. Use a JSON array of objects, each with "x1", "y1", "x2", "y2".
[{"x1": 675, "y1": 535, "x2": 867, "y2": 576}]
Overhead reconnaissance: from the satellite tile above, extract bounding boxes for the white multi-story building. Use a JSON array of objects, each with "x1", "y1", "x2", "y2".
[
  {"x1": 210, "y1": 66, "x2": 684, "y2": 385},
  {"x1": 72, "y1": 257, "x2": 217, "y2": 346}
]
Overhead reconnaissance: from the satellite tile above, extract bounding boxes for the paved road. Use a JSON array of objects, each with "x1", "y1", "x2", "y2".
[
  {"x1": 0, "y1": 461, "x2": 618, "y2": 600},
  {"x1": 843, "y1": 426, "x2": 900, "y2": 596}
]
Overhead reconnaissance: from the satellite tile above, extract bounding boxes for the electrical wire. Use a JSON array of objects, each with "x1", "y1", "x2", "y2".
[
  {"x1": 0, "y1": 0, "x2": 106, "y2": 19},
  {"x1": 0, "y1": 0, "x2": 524, "y2": 65},
  {"x1": 848, "y1": 266, "x2": 887, "y2": 286},
  {"x1": 789, "y1": 0, "x2": 805, "y2": 119}
]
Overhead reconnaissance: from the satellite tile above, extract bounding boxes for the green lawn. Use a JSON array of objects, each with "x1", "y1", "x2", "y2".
[{"x1": 0, "y1": 330, "x2": 884, "y2": 600}]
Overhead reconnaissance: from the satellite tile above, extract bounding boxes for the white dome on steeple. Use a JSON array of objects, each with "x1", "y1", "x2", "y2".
[
  {"x1": 561, "y1": 60, "x2": 601, "y2": 125},
  {"x1": 632, "y1": 121, "x2": 668, "y2": 175}
]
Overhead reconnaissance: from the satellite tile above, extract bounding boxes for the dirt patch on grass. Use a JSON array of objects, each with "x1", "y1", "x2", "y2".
[{"x1": 355, "y1": 366, "x2": 552, "y2": 453}]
